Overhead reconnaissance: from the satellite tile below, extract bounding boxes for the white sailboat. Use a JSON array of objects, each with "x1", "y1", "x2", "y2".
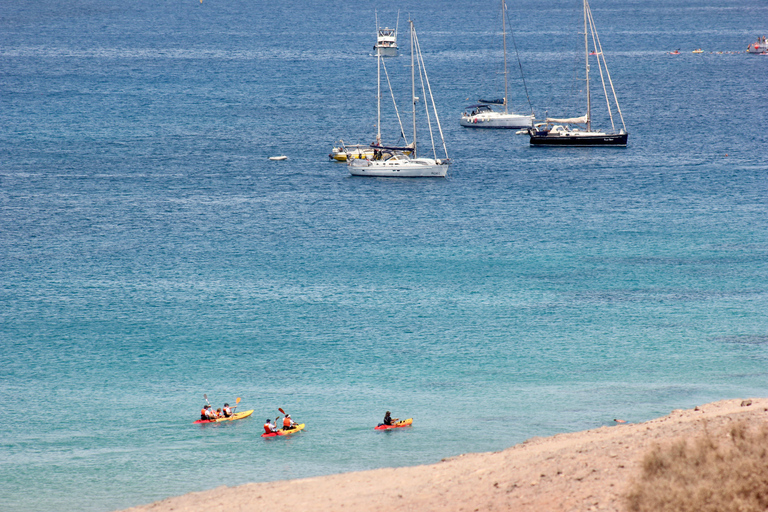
[
  {"x1": 526, "y1": 0, "x2": 628, "y2": 146},
  {"x1": 460, "y1": 0, "x2": 534, "y2": 129},
  {"x1": 348, "y1": 19, "x2": 450, "y2": 178}
]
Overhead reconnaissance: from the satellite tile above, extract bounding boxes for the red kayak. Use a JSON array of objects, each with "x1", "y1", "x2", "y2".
[{"x1": 374, "y1": 418, "x2": 413, "y2": 430}]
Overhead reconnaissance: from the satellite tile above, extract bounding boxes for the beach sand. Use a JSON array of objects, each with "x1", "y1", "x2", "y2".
[{"x1": 121, "y1": 398, "x2": 767, "y2": 512}]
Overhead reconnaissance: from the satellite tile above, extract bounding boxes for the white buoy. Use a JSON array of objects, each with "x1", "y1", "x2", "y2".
[{"x1": 268, "y1": 156, "x2": 288, "y2": 161}]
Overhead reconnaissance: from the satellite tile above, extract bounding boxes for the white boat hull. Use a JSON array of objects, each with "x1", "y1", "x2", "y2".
[
  {"x1": 460, "y1": 112, "x2": 534, "y2": 128},
  {"x1": 348, "y1": 158, "x2": 448, "y2": 177},
  {"x1": 374, "y1": 45, "x2": 398, "y2": 57}
]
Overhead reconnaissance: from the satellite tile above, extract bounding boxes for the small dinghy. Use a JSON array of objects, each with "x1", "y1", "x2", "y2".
[{"x1": 268, "y1": 156, "x2": 288, "y2": 161}]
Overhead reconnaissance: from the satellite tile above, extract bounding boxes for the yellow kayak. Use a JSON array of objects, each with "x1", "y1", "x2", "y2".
[
  {"x1": 262, "y1": 423, "x2": 305, "y2": 437},
  {"x1": 194, "y1": 409, "x2": 254, "y2": 424}
]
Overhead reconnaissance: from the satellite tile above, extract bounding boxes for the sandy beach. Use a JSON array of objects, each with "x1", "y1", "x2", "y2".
[{"x1": 121, "y1": 398, "x2": 767, "y2": 512}]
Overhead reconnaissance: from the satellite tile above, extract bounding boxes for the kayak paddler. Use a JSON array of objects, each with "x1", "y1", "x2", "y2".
[
  {"x1": 264, "y1": 418, "x2": 279, "y2": 434},
  {"x1": 222, "y1": 403, "x2": 233, "y2": 418},
  {"x1": 282, "y1": 413, "x2": 297, "y2": 431},
  {"x1": 380, "y1": 411, "x2": 399, "y2": 427},
  {"x1": 201, "y1": 404, "x2": 217, "y2": 421}
]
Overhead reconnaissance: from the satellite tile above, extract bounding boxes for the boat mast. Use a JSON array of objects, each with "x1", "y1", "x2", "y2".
[
  {"x1": 376, "y1": 12, "x2": 381, "y2": 145},
  {"x1": 377, "y1": 46, "x2": 382, "y2": 145},
  {"x1": 584, "y1": 0, "x2": 591, "y2": 131},
  {"x1": 395, "y1": 10, "x2": 400, "y2": 46},
  {"x1": 502, "y1": 0, "x2": 508, "y2": 114},
  {"x1": 410, "y1": 18, "x2": 417, "y2": 158}
]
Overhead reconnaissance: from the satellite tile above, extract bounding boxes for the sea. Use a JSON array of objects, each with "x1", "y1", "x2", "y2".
[{"x1": 1, "y1": 0, "x2": 766, "y2": 510}]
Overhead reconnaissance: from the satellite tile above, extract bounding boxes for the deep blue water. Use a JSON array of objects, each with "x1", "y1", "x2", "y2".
[{"x1": 1, "y1": 0, "x2": 767, "y2": 510}]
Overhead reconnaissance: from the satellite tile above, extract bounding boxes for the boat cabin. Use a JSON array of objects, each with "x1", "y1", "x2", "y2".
[{"x1": 464, "y1": 104, "x2": 497, "y2": 116}]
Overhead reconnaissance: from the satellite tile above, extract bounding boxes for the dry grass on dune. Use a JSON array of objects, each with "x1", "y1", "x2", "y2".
[{"x1": 626, "y1": 420, "x2": 768, "y2": 512}]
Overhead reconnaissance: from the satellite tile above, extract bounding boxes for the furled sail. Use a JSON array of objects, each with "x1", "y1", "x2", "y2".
[{"x1": 545, "y1": 115, "x2": 588, "y2": 124}]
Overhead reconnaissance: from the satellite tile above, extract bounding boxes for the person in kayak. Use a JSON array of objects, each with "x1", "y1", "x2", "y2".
[
  {"x1": 264, "y1": 418, "x2": 279, "y2": 434},
  {"x1": 282, "y1": 414, "x2": 297, "y2": 431},
  {"x1": 222, "y1": 403, "x2": 233, "y2": 418},
  {"x1": 380, "y1": 411, "x2": 399, "y2": 427},
  {"x1": 201, "y1": 405, "x2": 216, "y2": 421}
]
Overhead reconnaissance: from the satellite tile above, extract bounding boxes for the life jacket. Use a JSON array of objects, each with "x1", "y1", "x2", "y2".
[
  {"x1": 223, "y1": 407, "x2": 232, "y2": 417},
  {"x1": 201, "y1": 408, "x2": 208, "y2": 420},
  {"x1": 264, "y1": 423, "x2": 274, "y2": 434},
  {"x1": 283, "y1": 417, "x2": 292, "y2": 428}
]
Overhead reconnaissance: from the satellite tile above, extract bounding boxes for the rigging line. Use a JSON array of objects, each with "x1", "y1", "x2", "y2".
[
  {"x1": 413, "y1": 30, "x2": 437, "y2": 160},
  {"x1": 380, "y1": 57, "x2": 409, "y2": 144},
  {"x1": 586, "y1": 2, "x2": 625, "y2": 130},
  {"x1": 413, "y1": 27, "x2": 448, "y2": 159},
  {"x1": 504, "y1": 1, "x2": 534, "y2": 117},
  {"x1": 586, "y1": 2, "x2": 615, "y2": 132}
]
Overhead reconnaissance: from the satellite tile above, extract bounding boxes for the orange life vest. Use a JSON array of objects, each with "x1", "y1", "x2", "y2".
[
  {"x1": 283, "y1": 417, "x2": 292, "y2": 428},
  {"x1": 264, "y1": 423, "x2": 274, "y2": 434}
]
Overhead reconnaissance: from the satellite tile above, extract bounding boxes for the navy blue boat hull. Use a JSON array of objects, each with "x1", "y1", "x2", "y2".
[{"x1": 529, "y1": 132, "x2": 628, "y2": 146}]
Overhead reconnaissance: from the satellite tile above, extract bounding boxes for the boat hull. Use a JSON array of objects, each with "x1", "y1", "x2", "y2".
[
  {"x1": 529, "y1": 132, "x2": 628, "y2": 146},
  {"x1": 348, "y1": 159, "x2": 448, "y2": 177},
  {"x1": 374, "y1": 46, "x2": 398, "y2": 57},
  {"x1": 374, "y1": 418, "x2": 413, "y2": 430},
  {"x1": 460, "y1": 113, "x2": 533, "y2": 129},
  {"x1": 193, "y1": 409, "x2": 254, "y2": 424},
  {"x1": 330, "y1": 149, "x2": 374, "y2": 161}
]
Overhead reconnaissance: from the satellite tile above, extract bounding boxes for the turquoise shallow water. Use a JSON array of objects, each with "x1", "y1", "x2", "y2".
[{"x1": 1, "y1": 0, "x2": 767, "y2": 510}]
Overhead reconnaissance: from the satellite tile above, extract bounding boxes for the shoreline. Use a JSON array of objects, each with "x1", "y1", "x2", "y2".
[{"x1": 122, "y1": 398, "x2": 767, "y2": 512}]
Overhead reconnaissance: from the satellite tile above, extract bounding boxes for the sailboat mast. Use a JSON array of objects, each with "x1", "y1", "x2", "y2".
[
  {"x1": 395, "y1": 10, "x2": 400, "y2": 45},
  {"x1": 584, "y1": 0, "x2": 591, "y2": 131},
  {"x1": 377, "y1": 48, "x2": 382, "y2": 145},
  {"x1": 410, "y1": 18, "x2": 416, "y2": 158},
  {"x1": 502, "y1": 0, "x2": 508, "y2": 114},
  {"x1": 375, "y1": 12, "x2": 382, "y2": 144}
]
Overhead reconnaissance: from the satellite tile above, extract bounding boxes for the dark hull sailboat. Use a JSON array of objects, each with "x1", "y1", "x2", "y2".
[{"x1": 528, "y1": 0, "x2": 628, "y2": 147}]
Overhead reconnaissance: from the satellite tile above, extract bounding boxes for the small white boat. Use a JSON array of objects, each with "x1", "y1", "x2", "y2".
[
  {"x1": 268, "y1": 156, "x2": 288, "y2": 161},
  {"x1": 373, "y1": 12, "x2": 398, "y2": 57},
  {"x1": 747, "y1": 35, "x2": 768, "y2": 54}
]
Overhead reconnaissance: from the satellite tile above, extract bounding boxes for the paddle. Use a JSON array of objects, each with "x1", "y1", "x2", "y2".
[{"x1": 232, "y1": 397, "x2": 241, "y2": 412}]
